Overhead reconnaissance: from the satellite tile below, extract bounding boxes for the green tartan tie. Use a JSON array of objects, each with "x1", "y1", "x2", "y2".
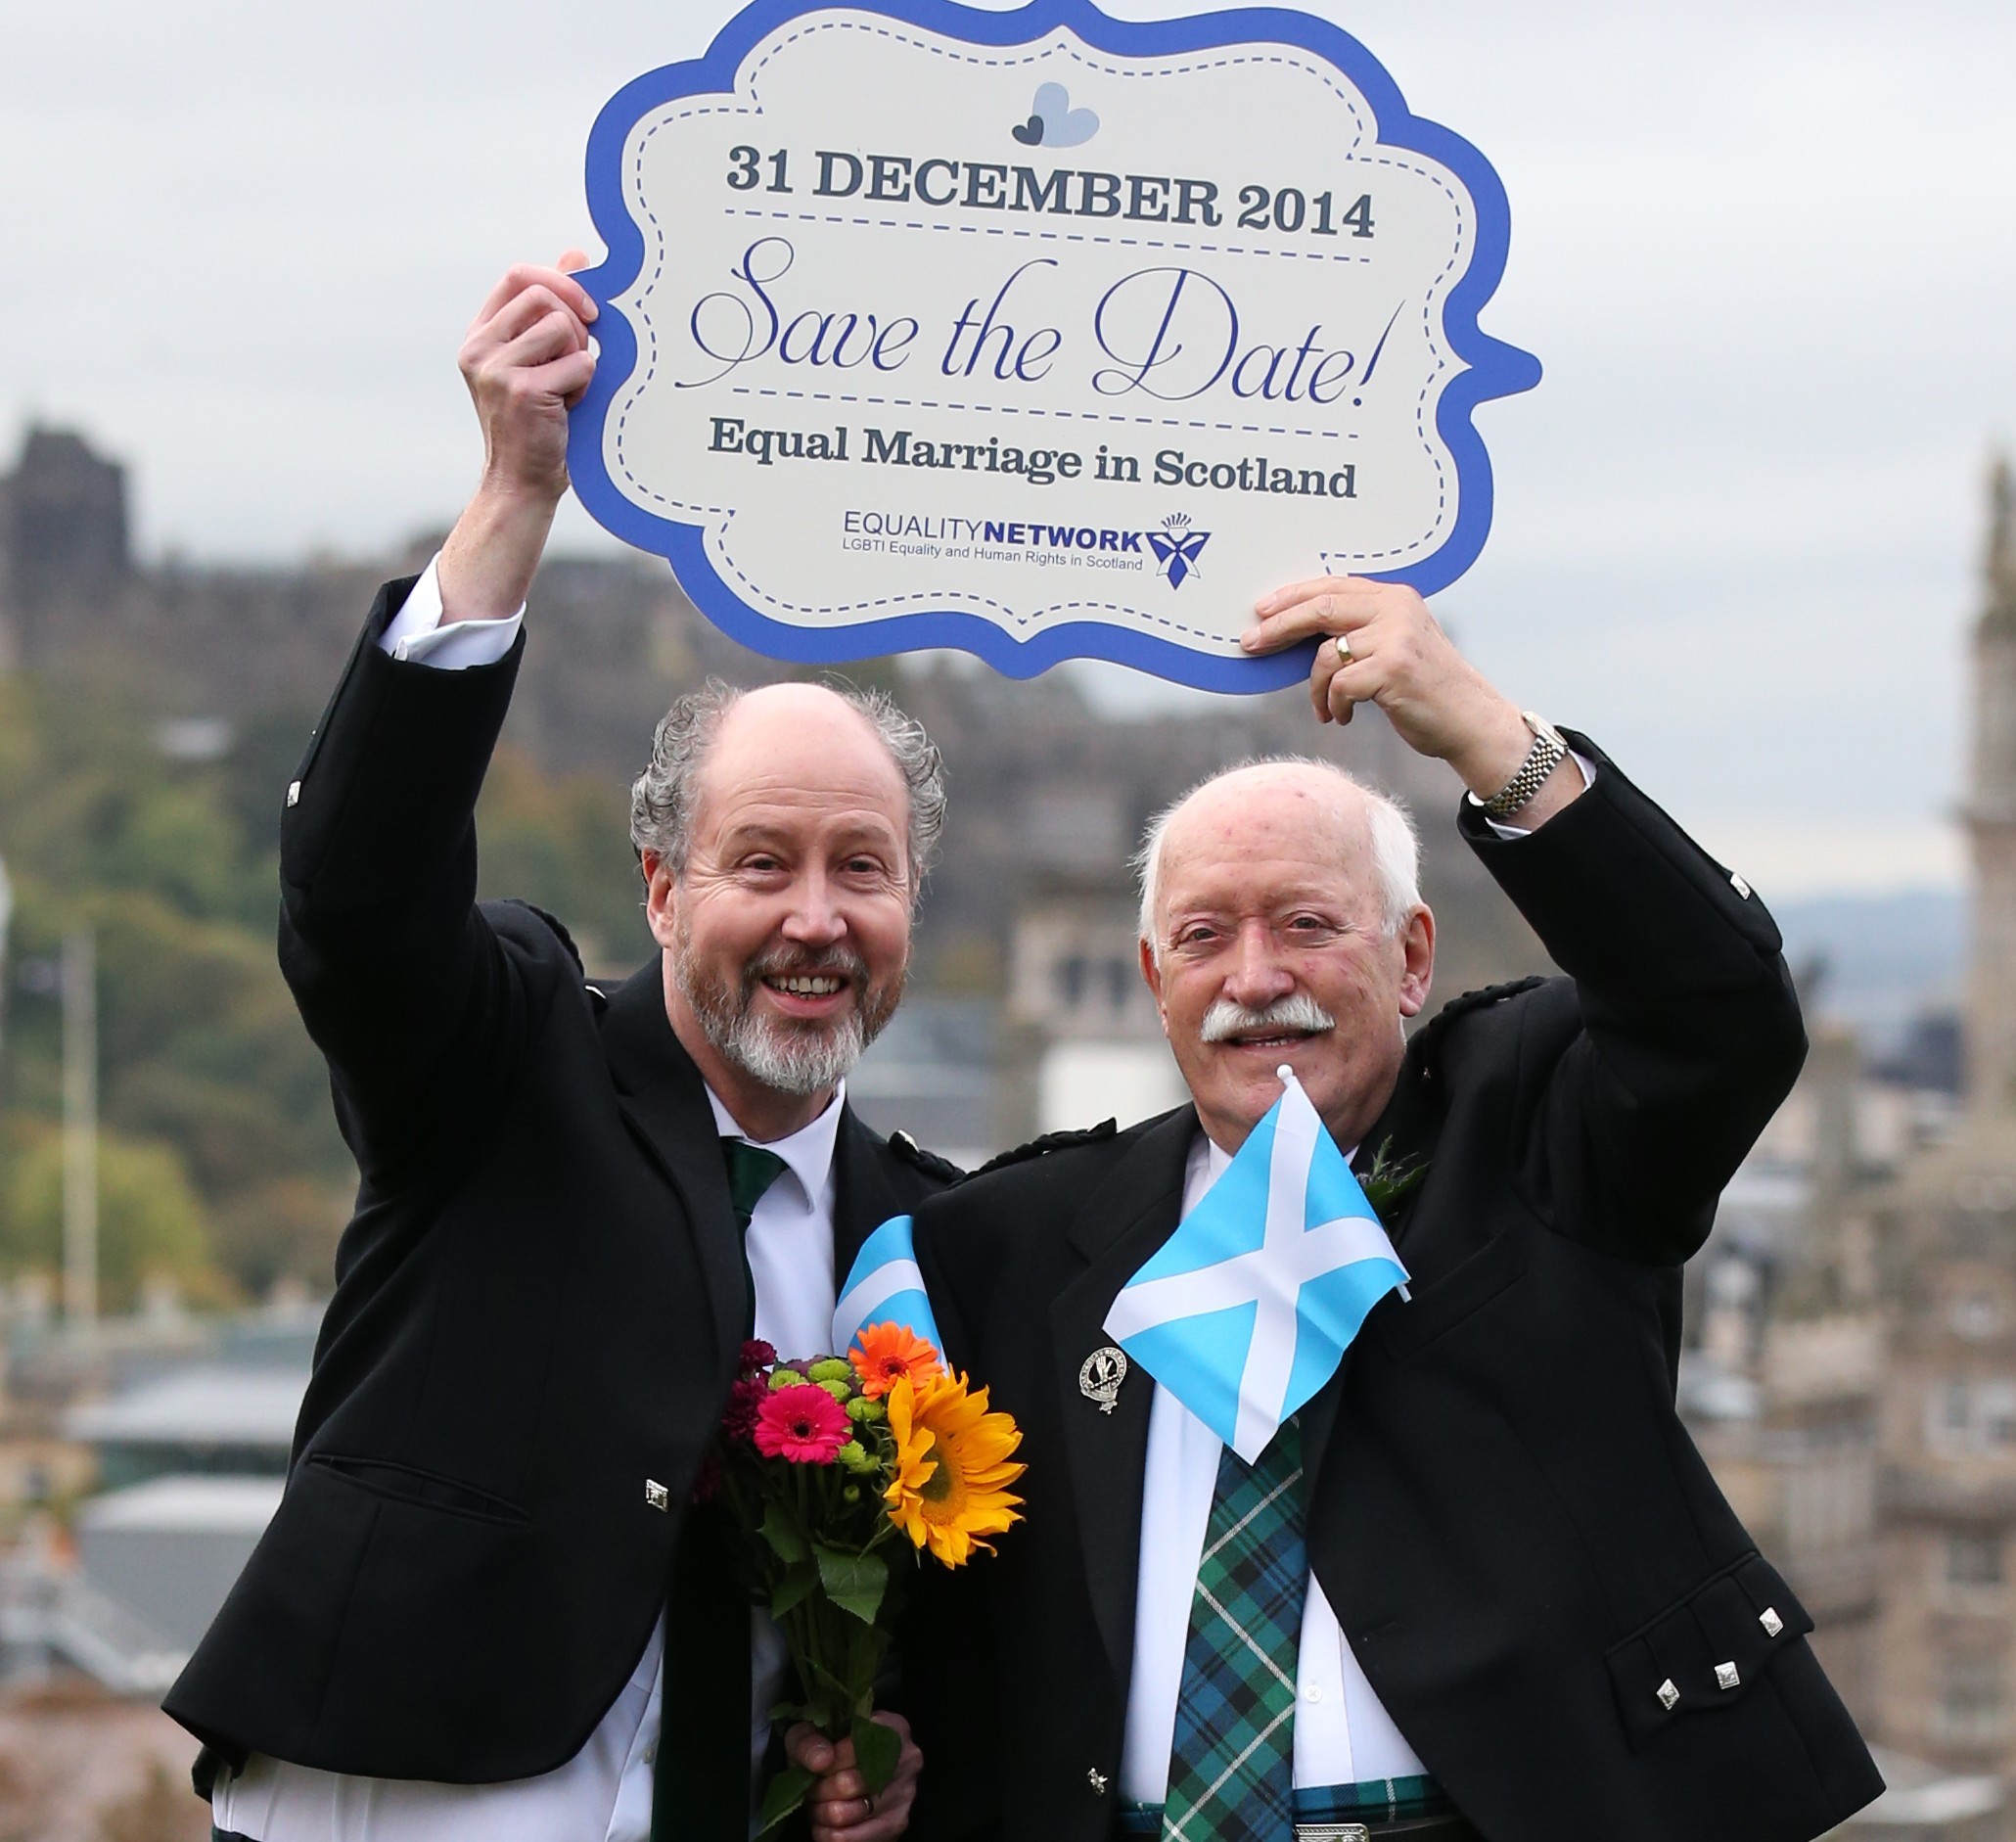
[
  {"x1": 650, "y1": 1136, "x2": 788, "y2": 1841},
  {"x1": 1163, "y1": 1418, "x2": 1306, "y2": 1842}
]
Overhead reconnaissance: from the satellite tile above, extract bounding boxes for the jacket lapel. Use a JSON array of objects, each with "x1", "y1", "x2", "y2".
[
  {"x1": 599, "y1": 956, "x2": 750, "y2": 1364},
  {"x1": 1051, "y1": 1106, "x2": 1199, "y2": 1693},
  {"x1": 831, "y1": 1108, "x2": 904, "y2": 1281}
]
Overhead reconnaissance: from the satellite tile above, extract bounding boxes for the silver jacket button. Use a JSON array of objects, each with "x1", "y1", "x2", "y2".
[
  {"x1": 1759, "y1": 1606, "x2": 1784, "y2": 1637},
  {"x1": 1656, "y1": 1679, "x2": 1679, "y2": 1712},
  {"x1": 645, "y1": 1479, "x2": 669, "y2": 1511},
  {"x1": 1087, "y1": 1769, "x2": 1109, "y2": 1795},
  {"x1": 1715, "y1": 1661, "x2": 1741, "y2": 1691}
]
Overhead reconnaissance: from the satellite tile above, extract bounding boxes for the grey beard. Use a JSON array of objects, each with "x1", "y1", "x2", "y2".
[
  {"x1": 1198, "y1": 990, "x2": 1337, "y2": 1043},
  {"x1": 671, "y1": 932, "x2": 895, "y2": 1097}
]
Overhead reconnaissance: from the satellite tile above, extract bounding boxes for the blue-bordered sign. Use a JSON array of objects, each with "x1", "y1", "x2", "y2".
[{"x1": 569, "y1": 0, "x2": 1540, "y2": 693}]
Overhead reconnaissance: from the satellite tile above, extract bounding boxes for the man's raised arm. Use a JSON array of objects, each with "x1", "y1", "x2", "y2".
[
  {"x1": 436, "y1": 256, "x2": 597, "y2": 623},
  {"x1": 1245, "y1": 576, "x2": 1803, "y2": 1263},
  {"x1": 277, "y1": 259, "x2": 599, "y2": 1182}
]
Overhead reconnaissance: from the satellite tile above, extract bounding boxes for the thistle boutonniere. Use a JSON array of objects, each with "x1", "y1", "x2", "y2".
[{"x1": 1360, "y1": 1138, "x2": 1429, "y2": 1225}]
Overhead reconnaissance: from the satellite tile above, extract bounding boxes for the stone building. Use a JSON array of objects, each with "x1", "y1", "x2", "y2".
[{"x1": 1869, "y1": 460, "x2": 2016, "y2": 1774}]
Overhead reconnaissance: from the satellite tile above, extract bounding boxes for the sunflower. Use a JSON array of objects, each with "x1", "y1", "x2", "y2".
[
  {"x1": 884, "y1": 1371, "x2": 1026, "y2": 1566},
  {"x1": 849, "y1": 1321, "x2": 944, "y2": 1401}
]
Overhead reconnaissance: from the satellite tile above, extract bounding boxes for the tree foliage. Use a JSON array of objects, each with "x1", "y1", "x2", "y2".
[{"x1": 0, "y1": 660, "x2": 651, "y2": 1304}]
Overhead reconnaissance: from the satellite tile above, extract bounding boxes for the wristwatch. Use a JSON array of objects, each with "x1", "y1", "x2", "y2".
[{"x1": 1477, "y1": 713, "x2": 1568, "y2": 820}]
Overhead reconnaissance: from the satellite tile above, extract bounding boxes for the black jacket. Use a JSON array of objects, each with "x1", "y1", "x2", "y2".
[
  {"x1": 907, "y1": 739, "x2": 1882, "y2": 1842},
  {"x1": 164, "y1": 579, "x2": 950, "y2": 1782}
]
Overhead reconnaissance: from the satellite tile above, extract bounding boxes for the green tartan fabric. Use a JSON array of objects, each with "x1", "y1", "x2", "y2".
[{"x1": 1163, "y1": 1418, "x2": 1306, "y2": 1842}]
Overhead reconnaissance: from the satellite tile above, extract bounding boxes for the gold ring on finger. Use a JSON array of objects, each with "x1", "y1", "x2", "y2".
[{"x1": 1334, "y1": 635, "x2": 1353, "y2": 666}]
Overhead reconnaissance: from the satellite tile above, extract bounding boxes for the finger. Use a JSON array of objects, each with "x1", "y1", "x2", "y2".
[
  {"x1": 1242, "y1": 590, "x2": 1382, "y2": 656},
  {"x1": 557, "y1": 247, "x2": 591, "y2": 272},
  {"x1": 472, "y1": 262, "x2": 598, "y2": 333},
  {"x1": 481, "y1": 286, "x2": 588, "y2": 354},
  {"x1": 1255, "y1": 573, "x2": 1376, "y2": 618},
  {"x1": 814, "y1": 1769, "x2": 866, "y2": 1801},
  {"x1": 808, "y1": 1794, "x2": 878, "y2": 1838},
  {"x1": 785, "y1": 1723, "x2": 837, "y2": 1773},
  {"x1": 492, "y1": 307, "x2": 590, "y2": 374},
  {"x1": 1306, "y1": 632, "x2": 1366, "y2": 719},
  {"x1": 1329, "y1": 659, "x2": 1382, "y2": 721}
]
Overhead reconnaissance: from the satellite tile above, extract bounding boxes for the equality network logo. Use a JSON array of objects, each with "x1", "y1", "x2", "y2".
[{"x1": 1148, "y1": 515, "x2": 1212, "y2": 590}]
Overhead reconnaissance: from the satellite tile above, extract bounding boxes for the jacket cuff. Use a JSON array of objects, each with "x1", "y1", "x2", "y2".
[
  {"x1": 279, "y1": 577, "x2": 526, "y2": 910},
  {"x1": 1458, "y1": 730, "x2": 1785, "y2": 990}
]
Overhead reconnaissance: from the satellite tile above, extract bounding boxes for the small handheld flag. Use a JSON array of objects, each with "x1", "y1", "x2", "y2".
[
  {"x1": 832, "y1": 1214, "x2": 945, "y2": 1359},
  {"x1": 1104, "y1": 1068, "x2": 1408, "y2": 1461}
]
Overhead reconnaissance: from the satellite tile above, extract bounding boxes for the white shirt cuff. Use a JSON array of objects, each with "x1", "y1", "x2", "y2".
[
  {"x1": 1480, "y1": 750, "x2": 1595, "y2": 840},
  {"x1": 377, "y1": 555, "x2": 525, "y2": 669}
]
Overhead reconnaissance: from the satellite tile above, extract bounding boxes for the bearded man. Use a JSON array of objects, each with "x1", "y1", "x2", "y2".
[{"x1": 165, "y1": 260, "x2": 948, "y2": 1842}]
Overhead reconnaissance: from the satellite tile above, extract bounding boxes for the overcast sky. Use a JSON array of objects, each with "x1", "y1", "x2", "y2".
[{"x1": 5, "y1": 0, "x2": 2012, "y2": 896}]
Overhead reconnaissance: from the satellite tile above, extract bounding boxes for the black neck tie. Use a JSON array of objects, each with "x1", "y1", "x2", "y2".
[{"x1": 652, "y1": 1136, "x2": 791, "y2": 1841}]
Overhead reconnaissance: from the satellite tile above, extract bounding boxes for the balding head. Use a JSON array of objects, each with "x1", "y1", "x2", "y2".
[
  {"x1": 631, "y1": 678, "x2": 944, "y2": 1140},
  {"x1": 1136, "y1": 757, "x2": 1421, "y2": 953},
  {"x1": 1132, "y1": 756, "x2": 1434, "y2": 1153},
  {"x1": 631, "y1": 678, "x2": 945, "y2": 898}
]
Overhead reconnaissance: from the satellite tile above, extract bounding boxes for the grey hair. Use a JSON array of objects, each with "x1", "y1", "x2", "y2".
[
  {"x1": 1133, "y1": 756, "x2": 1421, "y2": 946},
  {"x1": 628, "y1": 677, "x2": 947, "y2": 892}
]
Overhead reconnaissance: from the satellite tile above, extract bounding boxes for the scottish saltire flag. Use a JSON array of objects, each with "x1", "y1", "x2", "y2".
[
  {"x1": 1105, "y1": 1070, "x2": 1409, "y2": 1462},
  {"x1": 832, "y1": 1215, "x2": 945, "y2": 1358}
]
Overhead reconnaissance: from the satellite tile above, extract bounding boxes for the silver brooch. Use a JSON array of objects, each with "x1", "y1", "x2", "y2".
[{"x1": 1079, "y1": 1346, "x2": 1128, "y2": 1413}]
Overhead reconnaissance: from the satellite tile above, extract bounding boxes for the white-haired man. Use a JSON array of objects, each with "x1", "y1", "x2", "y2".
[
  {"x1": 165, "y1": 261, "x2": 944, "y2": 1842},
  {"x1": 902, "y1": 578, "x2": 1882, "y2": 1842}
]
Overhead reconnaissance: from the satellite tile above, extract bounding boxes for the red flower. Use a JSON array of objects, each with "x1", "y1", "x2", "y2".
[
  {"x1": 722, "y1": 1376, "x2": 767, "y2": 1440},
  {"x1": 739, "y1": 1339, "x2": 777, "y2": 1374},
  {"x1": 753, "y1": 1384, "x2": 850, "y2": 1464}
]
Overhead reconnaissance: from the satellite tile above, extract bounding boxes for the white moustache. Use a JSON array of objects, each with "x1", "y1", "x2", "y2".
[{"x1": 1199, "y1": 992, "x2": 1337, "y2": 1043}]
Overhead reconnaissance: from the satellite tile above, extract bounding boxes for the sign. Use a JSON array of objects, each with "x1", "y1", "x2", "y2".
[{"x1": 569, "y1": 0, "x2": 1539, "y2": 692}]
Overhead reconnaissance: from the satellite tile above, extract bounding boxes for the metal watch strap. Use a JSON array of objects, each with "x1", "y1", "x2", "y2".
[{"x1": 1478, "y1": 713, "x2": 1567, "y2": 819}]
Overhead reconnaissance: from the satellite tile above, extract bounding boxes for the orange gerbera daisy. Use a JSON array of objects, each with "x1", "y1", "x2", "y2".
[
  {"x1": 848, "y1": 1322, "x2": 944, "y2": 1401},
  {"x1": 883, "y1": 1371, "x2": 1026, "y2": 1567}
]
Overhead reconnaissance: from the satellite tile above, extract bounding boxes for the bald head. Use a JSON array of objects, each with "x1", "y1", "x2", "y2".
[
  {"x1": 630, "y1": 677, "x2": 945, "y2": 897},
  {"x1": 1133, "y1": 756, "x2": 1434, "y2": 1152},
  {"x1": 1136, "y1": 757, "x2": 1421, "y2": 952}
]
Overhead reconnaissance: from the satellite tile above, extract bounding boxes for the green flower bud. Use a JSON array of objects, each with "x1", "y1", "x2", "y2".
[
  {"x1": 843, "y1": 1485, "x2": 862, "y2": 1504},
  {"x1": 768, "y1": 1368, "x2": 806, "y2": 1391},
  {"x1": 837, "y1": 1440, "x2": 880, "y2": 1475},
  {"x1": 846, "y1": 1397, "x2": 887, "y2": 1424},
  {"x1": 807, "y1": 1358, "x2": 854, "y2": 1384},
  {"x1": 819, "y1": 1378, "x2": 852, "y2": 1403}
]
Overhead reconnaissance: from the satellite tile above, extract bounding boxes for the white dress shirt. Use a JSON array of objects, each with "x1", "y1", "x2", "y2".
[
  {"x1": 215, "y1": 561, "x2": 848, "y2": 1841},
  {"x1": 1121, "y1": 1133, "x2": 1428, "y2": 1803}
]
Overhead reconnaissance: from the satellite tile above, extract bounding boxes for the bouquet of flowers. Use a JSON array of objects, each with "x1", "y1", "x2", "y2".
[{"x1": 707, "y1": 1325, "x2": 1026, "y2": 1831}]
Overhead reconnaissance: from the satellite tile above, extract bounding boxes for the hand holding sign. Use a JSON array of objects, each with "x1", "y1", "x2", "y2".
[{"x1": 437, "y1": 255, "x2": 598, "y2": 624}]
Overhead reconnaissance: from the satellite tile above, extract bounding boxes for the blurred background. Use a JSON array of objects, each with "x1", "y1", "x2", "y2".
[{"x1": 0, "y1": 0, "x2": 2012, "y2": 1834}]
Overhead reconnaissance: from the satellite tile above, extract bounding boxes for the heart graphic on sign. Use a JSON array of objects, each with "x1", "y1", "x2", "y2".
[
  {"x1": 1010, "y1": 113, "x2": 1044, "y2": 145},
  {"x1": 1031, "y1": 81, "x2": 1099, "y2": 148}
]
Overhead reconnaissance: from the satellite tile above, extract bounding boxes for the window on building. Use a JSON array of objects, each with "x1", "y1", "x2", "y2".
[
  {"x1": 1948, "y1": 1533, "x2": 2005, "y2": 1588},
  {"x1": 1937, "y1": 1653, "x2": 2008, "y2": 1748},
  {"x1": 1926, "y1": 1378, "x2": 2016, "y2": 1452}
]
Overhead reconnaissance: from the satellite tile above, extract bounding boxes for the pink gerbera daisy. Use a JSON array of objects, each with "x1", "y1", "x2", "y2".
[{"x1": 754, "y1": 1383, "x2": 850, "y2": 1464}]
